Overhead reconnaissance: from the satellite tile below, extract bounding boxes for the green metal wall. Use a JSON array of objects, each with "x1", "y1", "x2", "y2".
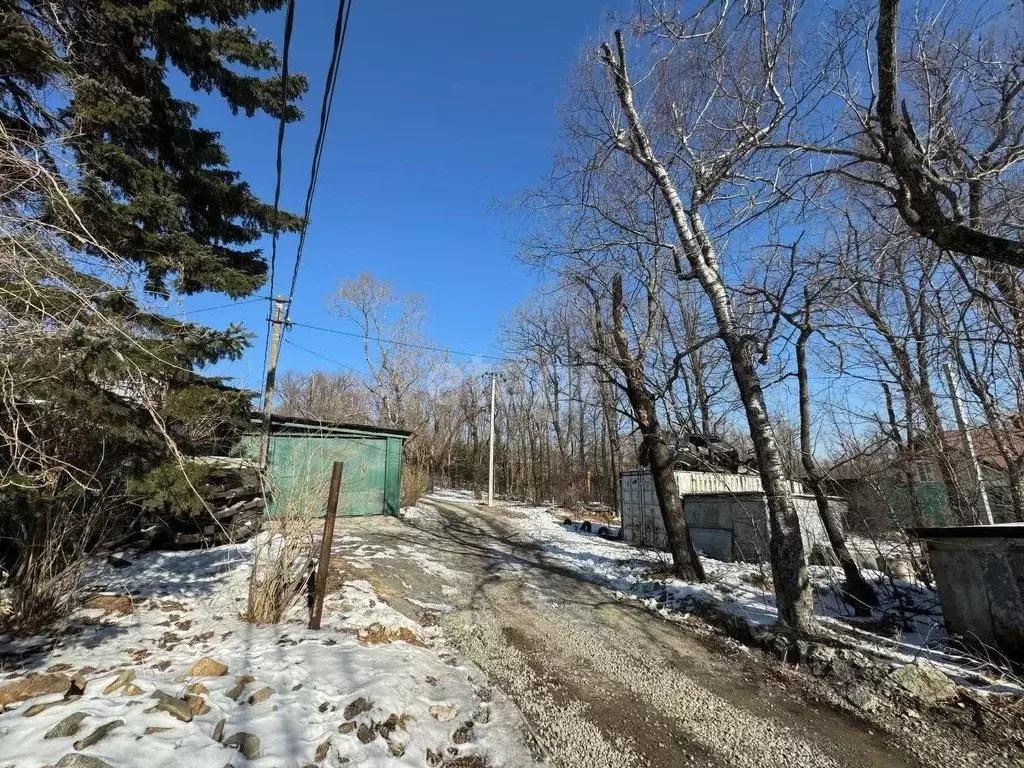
[{"x1": 238, "y1": 430, "x2": 404, "y2": 517}]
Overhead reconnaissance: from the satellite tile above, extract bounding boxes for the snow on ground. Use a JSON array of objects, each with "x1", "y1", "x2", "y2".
[
  {"x1": 0, "y1": 534, "x2": 536, "y2": 767},
  {"x1": 502, "y1": 499, "x2": 1023, "y2": 695}
]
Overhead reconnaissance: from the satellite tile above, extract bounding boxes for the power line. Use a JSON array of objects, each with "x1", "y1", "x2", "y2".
[
  {"x1": 268, "y1": 0, "x2": 296, "y2": 302},
  {"x1": 289, "y1": 320, "x2": 511, "y2": 362},
  {"x1": 169, "y1": 297, "x2": 266, "y2": 317},
  {"x1": 261, "y1": 0, "x2": 298, "y2": 398},
  {"x1": 282, "y1": 337, "x2": 364, "y2": 373},
  {"x1": 285, "y1": 0, "x2": 354, "y2": 309}
]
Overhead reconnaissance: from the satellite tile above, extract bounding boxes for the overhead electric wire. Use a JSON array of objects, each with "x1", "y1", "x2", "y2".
[
  {"x1": 289, "y1": 320, "x2": 510, "y2": 362},
  {"x1": 282, "y1": 337, "x2": 364, "y2": 373},
  {"x1": 170, "y1": 297, "x2": 266, "y2": 317},
  {"x1": 260, "y1": 0, "x2": 298, "y2": 397},
  {"x1": 268, "y1": 0, "x2": 297, "y2": 302},
  {"x1": 284, "y1": 0, "x2": 354, "y2": 310}
]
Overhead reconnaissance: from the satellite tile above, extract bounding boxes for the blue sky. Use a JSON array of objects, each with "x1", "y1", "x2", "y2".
[{"x1": 171, "y1": 0, "x2": 631, "y2": 390}]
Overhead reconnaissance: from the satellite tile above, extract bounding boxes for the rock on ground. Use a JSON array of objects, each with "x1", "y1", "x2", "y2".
[{"x1": 222, "y1": 731, "x2": 261, "y2": 760}]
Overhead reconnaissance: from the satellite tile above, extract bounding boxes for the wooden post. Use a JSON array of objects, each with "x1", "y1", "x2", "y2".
[
  {"x1": 258, "y1": 296, "x2": 289, "y2": 469},
  {"x1": 310, "y1": 461, "x2": 343, "y2": 630}
]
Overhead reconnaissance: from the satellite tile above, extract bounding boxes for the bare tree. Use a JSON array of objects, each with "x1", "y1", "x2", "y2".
[
  {"x1": 872, "y1": 0, "x2": 1024, "y2": 268},
  {"x1": 329, "y1": 273, "x2": 447, "y2": 431},
  {"x1": 595, "y1": 2, "x2": 817, "y2": 630},
  {"x1": 275, "y1": 369, "x2": 370, "y2": 424}
]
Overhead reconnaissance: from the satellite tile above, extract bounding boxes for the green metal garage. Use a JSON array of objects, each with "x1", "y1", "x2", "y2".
[{"x1": 239, "y1": 417, "x2": 410, "y2": 517}]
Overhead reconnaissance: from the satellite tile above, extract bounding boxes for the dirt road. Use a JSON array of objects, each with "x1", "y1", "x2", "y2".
[{"x1": 331, "y1": 495, "x2": 1003, "y2": 768}]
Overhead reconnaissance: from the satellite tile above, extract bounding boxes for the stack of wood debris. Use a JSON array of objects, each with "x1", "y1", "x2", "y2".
[{"x1": 147, "y1": 457, "x2": 266, "y2": 549}]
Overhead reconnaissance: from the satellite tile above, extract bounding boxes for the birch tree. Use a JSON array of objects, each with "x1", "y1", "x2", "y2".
[{"x1": 594, "y1": 1, "x2": 818, "y2": 630}]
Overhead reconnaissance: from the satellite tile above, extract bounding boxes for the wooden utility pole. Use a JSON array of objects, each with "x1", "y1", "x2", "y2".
[
  {"x1": 487, "y1": 372, "x2": 496, "y2": 507},
  {"x1": 258, "y1": 296, "x2": 289, "y2": 469},
  {"x1": 310, "y1": 461, "x2": 344, "y2": 630},
  {"x1": 945, "y1": 363, "x2": 994, "y2": 524}
]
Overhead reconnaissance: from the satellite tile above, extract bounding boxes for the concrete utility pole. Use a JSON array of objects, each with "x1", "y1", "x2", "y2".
[
  {"x1": 945, "y1": 363, "x2": 994, "y2": 525},
  {"x1": 258, "y1": 296, "x2": 290, "y2": 469},
  {"x1": 487, "y1": 372, "x2": 496, "y2": 507}
]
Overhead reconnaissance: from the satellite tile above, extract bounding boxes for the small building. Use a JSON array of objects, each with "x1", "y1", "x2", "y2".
[
  {"x1": 619, "y1": 469, "x2": 835, "y2": 562},
  {"x1": 238, "y1": 416, "x2": 410, "y2": 517},
  {"x1": 911, "y1": 524, "x2": 1024, "y2": 661},
  {"x1": 910, "y1": 426, "x2": 1024, "y2": 524}
]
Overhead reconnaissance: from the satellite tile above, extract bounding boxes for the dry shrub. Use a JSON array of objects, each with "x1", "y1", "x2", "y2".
[
  {"x1": 1, "y1": 484, "x2": 130, "y2": 635},
  {"x1": 244, "y1": 524, "x2": 315, "y2": 624},
  {"x1": 244, "y1": 451, "x2": 328, "y2": 624},
  {"x1": 0, "y1": 568, "x2": 13, "y2": 619},
  {"x1": 401, "y1": 462, "x2": 430, "y2": 507}
]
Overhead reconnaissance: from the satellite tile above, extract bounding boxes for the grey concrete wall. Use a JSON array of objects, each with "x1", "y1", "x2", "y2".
[{"x1": 925, "y1": 535, "x2": 1024, "y2": 661}]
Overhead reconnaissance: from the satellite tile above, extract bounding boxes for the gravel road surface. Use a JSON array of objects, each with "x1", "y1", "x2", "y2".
[{"x1": 331, "y1": 495, "x2": 1012, "y2": 768}]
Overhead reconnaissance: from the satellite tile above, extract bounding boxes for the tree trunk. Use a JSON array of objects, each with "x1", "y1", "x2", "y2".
[
  {"x1": 610, "y1": 275, "x2": 704, "y2": 582},
  {"x1": 599, "y1": 377, "x2": 621, "y2": 513},
  {"x1": 796, "y1": 330, "x2": 875, "y2": 614},
  {"x1": 727, "y1": 343, "x2": 815, "y2": 631},
  {"x1": 601, "y1": 31, "x2": 813, "y2": 630}
]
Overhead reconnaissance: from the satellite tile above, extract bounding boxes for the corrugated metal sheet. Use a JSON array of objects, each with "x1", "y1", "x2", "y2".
[
  {"x1": 618, "y1": 469, "x2": 836, "y2": 562},
  {"x1": 238, "y1": 429, "x2": 405, "y2": 517},
  {"x1": 676, "y1": 471, "x2": 764, "y2": 494}
]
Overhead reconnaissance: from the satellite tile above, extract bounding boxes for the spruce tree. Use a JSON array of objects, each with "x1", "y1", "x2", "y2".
[{"x1": 0, "y1": 0, "x2": 306, "y2": 626}]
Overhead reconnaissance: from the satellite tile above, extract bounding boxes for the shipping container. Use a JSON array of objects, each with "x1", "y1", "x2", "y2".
[{"x1": 618, "y1": 469, "x2": 838, "y2": 562}]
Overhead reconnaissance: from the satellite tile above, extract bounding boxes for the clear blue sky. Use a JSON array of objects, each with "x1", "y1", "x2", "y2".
[{"x1": 171, "y1": 0, "x2": 631, "y2": 390}]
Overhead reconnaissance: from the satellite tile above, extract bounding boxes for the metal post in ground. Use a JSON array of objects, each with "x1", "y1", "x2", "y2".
[{"x1": 310, "y1": 461, "x2": 344, "y2": 630}]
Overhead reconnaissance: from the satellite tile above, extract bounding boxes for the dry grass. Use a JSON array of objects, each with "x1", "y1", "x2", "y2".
[
  {"x1": 357, "y1": 622, "x2": 424, "y2": 646},
  {"x1": 401, "y1": 461, "x2": 430, "y2": 507},
  {"x1": 244, "y1": 454, "x2": 330, "y2": 624},
  {"x1": 244, "y1": 515, "x2": 318, "y2": 624}
]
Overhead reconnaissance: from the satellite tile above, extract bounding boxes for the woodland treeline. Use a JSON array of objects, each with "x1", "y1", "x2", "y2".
[
  {"x1": 278, "y1": 0, "x2": 1024, "y2": 631},
  {"x1": 4, "y1": 0, "x2": 1024, "y2": 637}
]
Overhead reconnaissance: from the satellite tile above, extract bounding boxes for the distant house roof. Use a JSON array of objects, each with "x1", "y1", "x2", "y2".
[
  {"x1": 248, "y1": 415, "x2": 412, "y2": 439},
  {"x1": 939, "y1": 426, "x2": 1024, "y2": 471}
]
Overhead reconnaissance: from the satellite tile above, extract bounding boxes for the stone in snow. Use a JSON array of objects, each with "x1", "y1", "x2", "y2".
[
  {"x1": 0, "y1": 673, "x2": 82, "y2": 706},
  {"x1": 247, "y1": 686, "x2": 275, "y2": 705},
  {"x1": 73, "y1": 719, "x2": 124, "y2": 750},
  {"x1": 147, "y1": 690, "x2": 192, "y2": 722},
  {"x1": 185, "y1": 682, "x2": 208, "y2": 695},
  {"x1": 101, "y1": 670, "x2": 135, "y2": 696},
  {"x1": 187, "y1": 657, "x2": 228, "y2": 677},
  {"x1": 212, "y1": 718, "x2": 226, "y2": 743},
  {"x1": 473, "y1": 704, "x2": 490, "y2": 724},
  {"x1": 338, "y1": 721, "x2": 356, "y2": 734},
  {"x1": 223, "y1": 731, "x2": 262, "y2": 760},
  {"x1": 315, "y1": 738, "x2": 331, "y2": 762},
  {"x1": 452, "y1": 722, "x2": 473, "y2": 745},
  {"x1": 54, "y1": 755, "x2": 113, "y2": 768},
  {"x1": 44, "y1": 712, "x2": 89, "y2": 740},
  {"x1": 226, "y1": 675, "x2": 256, "y2": 701},
  {"x1": 24, "y1": 695, "x2": 82, "y2": 718},
  {"x1": 185, "y1": 693, "x2": 210, "y2": 716},
  {"x1": 343, "y1": 696, "x2": 372, "y2": 721},
  {"x1": 356, "y1": 724, "x2": 376, "y2": 743},
  {"x1": 429, "y1": 703, "x2": 458, "y2": 722}
]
